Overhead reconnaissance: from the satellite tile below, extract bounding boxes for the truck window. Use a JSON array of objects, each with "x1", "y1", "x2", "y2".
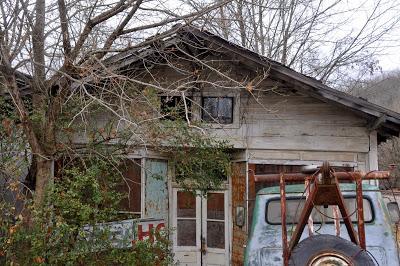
[{"x1": 266, "y1": 197, "x2": 373, "y2": 224}]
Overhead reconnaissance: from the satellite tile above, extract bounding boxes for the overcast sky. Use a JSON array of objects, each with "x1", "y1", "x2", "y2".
[
  {"x1": 171, "y1": 0, "x2": 400, "y2": 75},
  {"x1": 379, "y1": 47, "x2": 400, "y2": 72}
]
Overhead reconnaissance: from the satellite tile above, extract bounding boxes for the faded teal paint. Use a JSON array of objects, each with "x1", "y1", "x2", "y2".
[
  {"x1": 245, "y1": 184, "x2": 399, "y2": 266},
  {"x1": 257, "y1": 183, "x2": 379, "y2": 195},
  {"x1": 145, "y1": 159, "x2": 168, "y2": 222}
]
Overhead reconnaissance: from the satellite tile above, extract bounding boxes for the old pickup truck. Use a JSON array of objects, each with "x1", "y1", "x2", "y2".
[{"x1": 244, "y1": 164, "x2": 400, "y2": 266}]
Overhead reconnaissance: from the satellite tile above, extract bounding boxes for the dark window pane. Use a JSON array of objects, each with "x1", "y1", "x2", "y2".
[
  {"x1": 207, "y1": 193, "x2": 224, "y2": 220},
  {"x1": 218, "y1": 97, "x2": 233, "y2": 124},
  {"x1": 207, "y1": 221, "x2": 225, "y2": 248},
  {"x1": 202, "y1": 97, "x2": 233, "y2": 124},
  {"x1": 177, "y1": 191, "x2": 196, "y2": 218},
  {"x1": 202, "y1": 97, "x2": 218, "y2": 122},
  {"x1": 118, "y1": 159, "x2": 141, "y2": 213},
  {"x1": 177, "y1": 219, "x2": 196, "y2": 246}
]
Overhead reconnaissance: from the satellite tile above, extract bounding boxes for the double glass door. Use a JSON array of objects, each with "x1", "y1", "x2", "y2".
[{"x1": 172, "y1": 189, "x2": 229, "y2": 266}]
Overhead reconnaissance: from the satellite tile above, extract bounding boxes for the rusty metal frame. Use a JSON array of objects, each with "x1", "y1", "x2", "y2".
[
  {"x1": 355, "y1": 175, "x2": 366, "y2": 249},
  {"x1": 255, "y1": 170, "x2": 391, "y2": 183},
  {"x1": 275, "y1": 162, "x2": 390, "y2": 266},
  {"x1": 280, "y1": 174, "x2": 289, "y2": 266}
]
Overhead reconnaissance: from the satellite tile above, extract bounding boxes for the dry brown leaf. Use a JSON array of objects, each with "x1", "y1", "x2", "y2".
[{"x1": 246, "y1": 82, "x2": 254, "y2": 93}]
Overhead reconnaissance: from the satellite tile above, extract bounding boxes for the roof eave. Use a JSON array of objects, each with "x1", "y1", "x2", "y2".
[{"x1": 180, "y1": 26, "x2": 400, "y2": 137}]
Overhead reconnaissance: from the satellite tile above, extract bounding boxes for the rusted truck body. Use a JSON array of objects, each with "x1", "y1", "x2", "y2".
[{"x1": 244, "y1": 184, "x2": 400, "y2": 265}]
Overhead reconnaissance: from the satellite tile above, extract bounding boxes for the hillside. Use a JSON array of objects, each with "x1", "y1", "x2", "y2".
[
  {"x1": 349, "y1": 71, "x2": 400, "y2": 113},
  {"x1": 348, "y1": 71, "x2": 400, "y2": 187}
]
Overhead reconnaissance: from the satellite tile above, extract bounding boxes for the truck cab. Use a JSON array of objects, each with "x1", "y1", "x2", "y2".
[{"x1": 244, "y1": 184, "x2": 400, "y2": 265}]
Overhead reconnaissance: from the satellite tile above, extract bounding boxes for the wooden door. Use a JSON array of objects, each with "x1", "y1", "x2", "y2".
[
  {"x1": 201, "y1": 191, "x2": 229, "y2": 265},
  {"x1": 172, "y1": 189, "x2": 229, "y2": 265}
]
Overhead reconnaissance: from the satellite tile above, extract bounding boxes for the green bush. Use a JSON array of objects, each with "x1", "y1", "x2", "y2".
[{"x1": 0, "y1": 158, "x2": 173, "y2": 266}]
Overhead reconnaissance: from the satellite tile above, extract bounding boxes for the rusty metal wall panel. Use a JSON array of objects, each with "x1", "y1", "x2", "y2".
[
  {"x1": 145, "y1": 159, "x2": 168, "y2": 221},
  {"x1": 231, "y1": 162, "x2": 247, "y2": 265}
]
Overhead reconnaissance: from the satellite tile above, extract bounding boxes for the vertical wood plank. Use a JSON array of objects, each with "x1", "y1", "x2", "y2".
[
  {"x1": 247, "y1": 164, "x2": 256, "y2": 235},
  {"x1": 368, "y1": 131, "x2": 378, "y2": 185},
  {"x1": 145, "y1": 159, "x2": 168, "y2": 221}
]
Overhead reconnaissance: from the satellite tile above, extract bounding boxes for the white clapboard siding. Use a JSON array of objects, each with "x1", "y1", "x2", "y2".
[
  {"x1": 247, "y1": 150, "x2": 358, "y2": 162},
  {"x1": 209, "y1": 91, "x2": 370, "y2": 152}
]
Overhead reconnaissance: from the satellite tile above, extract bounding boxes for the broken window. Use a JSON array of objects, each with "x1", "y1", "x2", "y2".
[
  {"x1": 160, "y1": 96, "x2": 191, "y2": 121},
  {"x1": 118, "y1": 159, "x2": 142, "y2": 216},
  {"x1": 202, "y1": 97, "x2": 233, "y2": 124}
]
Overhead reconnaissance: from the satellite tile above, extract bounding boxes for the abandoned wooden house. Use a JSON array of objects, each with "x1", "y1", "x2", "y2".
[
  {"x1": 85, "y1": 25, "x2": 400, "y2": 266},
  {"x1": 5, "y1": 25, "x2": 399, "y2": 265}
]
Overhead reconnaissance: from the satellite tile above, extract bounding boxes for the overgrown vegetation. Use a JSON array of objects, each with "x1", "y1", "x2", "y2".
[
  {"x1": 0, "y1": 92, "x2": 232, "y2": 264},
  {"x1": 166, "y1": 120, "x2": 232, "y2": 194},
  {"x1": 0, "y1": 1, "x2": 237, "y2": 262},
  {"x1": 348, "y1": 71, "x2": 400, "y2": 188},
  {"x1": 0, "y1": 155, "x2": 173, "y2": 265},
  {"x1": 379, "y1": 137, "x2": 400, "y2": 189}
]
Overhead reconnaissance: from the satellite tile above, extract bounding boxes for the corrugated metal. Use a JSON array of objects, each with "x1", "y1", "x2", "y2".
[{"x1": 145, "y1": 159, "x2": 168, "y2": 221}]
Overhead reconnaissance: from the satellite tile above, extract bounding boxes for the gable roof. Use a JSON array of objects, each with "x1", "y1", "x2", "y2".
[
  {"x1": 178, "y1": 26, "x2": 400, "y2": 139},
  {"x1": 91, "y1": 25, "x2": 400, "y2": 139}
]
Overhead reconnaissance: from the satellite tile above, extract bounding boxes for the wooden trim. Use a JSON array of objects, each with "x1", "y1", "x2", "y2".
[
  {"x1": 368, "y1": 131, "x2": 379, "y2": 186},
  {"x1": 141, "y1": 158, "x2": 146, "y2": 218},
  {"x1": 247, "y1": 159, "x2": 357, "y2": 167},
  {"x1": 248, "y1": 164, "x2": 256, "y2": 235}
]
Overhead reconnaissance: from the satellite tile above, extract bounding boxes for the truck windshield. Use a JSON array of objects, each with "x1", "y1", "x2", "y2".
[{"x1": 266, "y1": 197, "x2": 373, "y2": 224}]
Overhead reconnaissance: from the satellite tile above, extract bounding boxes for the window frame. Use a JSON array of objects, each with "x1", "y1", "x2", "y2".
[
  {"x1": 191, "y1": 90, "x2": 240, "y2": 129},
  {"x1": 201, "y1": 96, "x2": 234, "y2": 124}
]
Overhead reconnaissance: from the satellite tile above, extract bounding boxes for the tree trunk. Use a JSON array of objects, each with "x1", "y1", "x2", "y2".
[
  {"x1": 34, "y1": 158, "x2": 53, "y2": 207},
  {"x1": 1, "y1": 64, "x2": 53, "y2": 208},
  {"x1": 32, "y1": 0, "x2": 46, "y2": 84}
]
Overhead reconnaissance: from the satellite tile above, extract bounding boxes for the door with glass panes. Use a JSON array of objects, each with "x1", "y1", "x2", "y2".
[{"x1": 172, "y1": 189, "x2": 229, "y2": 266}]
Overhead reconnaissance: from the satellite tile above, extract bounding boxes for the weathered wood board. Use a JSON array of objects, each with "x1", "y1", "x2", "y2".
[
  {"x1": 144, "y1": 159, "x2": 168, "y2": 221},
  {"x1": 207, "y1": 91, "x2": 370, "y2": 153}
]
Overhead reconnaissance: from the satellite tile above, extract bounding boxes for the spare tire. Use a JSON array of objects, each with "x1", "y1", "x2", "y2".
[{"x1": 289, "y1": 234, "x2": 375, "y2": 266}]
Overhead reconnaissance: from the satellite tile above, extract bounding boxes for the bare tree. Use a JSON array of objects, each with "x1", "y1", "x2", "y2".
[
  {"x1": 379, "y1": 137, "x2": 400, "y2": 188},
  {"x1": 348, "y1": 70, "x2": 400, "y2": 188},
  {"x1": 183, "y1": 0, "x2": 400, "y2": 88},
  {"x1": 0, "y1": 0, "x2": 237, "y2": 207}
]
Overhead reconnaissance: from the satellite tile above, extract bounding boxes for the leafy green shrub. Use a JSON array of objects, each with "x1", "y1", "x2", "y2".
[
  {"x1": 0, "y1": 157, "x2": 173, "y2": 266},
  {"x1": 166, "y1": 120, "x2": 232, "y2": 194}
]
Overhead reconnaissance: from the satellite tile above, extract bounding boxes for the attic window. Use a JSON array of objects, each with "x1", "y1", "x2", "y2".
[
  {"x1": 202, "y1": 97, "x2": 233, "y2": 124},
  {"x1": 160, "y1": 96, "x2": 191, "y2": 120}
]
